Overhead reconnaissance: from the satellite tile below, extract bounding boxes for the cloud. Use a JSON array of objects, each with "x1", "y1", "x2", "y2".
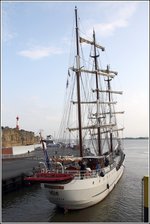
[
  {"x1": 87, "y1": 2, "x2": 138, "y2": 37},
  {"x1": 18, "y1": 46, "x2": 63, "y2": 59},
  {"x1": 89, "y1": 20, "x2": 127, "y2": 37}
]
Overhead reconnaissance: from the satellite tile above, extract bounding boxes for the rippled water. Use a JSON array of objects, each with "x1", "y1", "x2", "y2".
[{"x1": 2, "y1": 139, "x2": 148, "y2": 222}]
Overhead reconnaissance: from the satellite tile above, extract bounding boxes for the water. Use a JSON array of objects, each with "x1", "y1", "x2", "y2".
[{"x1": 2, "y1": 139, "x2": 149, "y2": 222}]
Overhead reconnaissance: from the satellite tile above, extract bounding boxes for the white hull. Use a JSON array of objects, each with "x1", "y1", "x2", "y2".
[{"x1": 44, "y1": 164, "x2": 124, "y2": 210}]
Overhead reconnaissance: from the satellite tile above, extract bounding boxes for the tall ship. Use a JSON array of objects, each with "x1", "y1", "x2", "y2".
[{"x1": 25, "y1": 7, "x2": 125, "y2": 210}]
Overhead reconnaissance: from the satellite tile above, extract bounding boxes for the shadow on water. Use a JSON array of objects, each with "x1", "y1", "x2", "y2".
[
  {"x1": 2, "y1": 184, "x2": 40, "y2": 208},
  {"x1": 2, "y1": 184, "x2": 56, "y2": 222}
]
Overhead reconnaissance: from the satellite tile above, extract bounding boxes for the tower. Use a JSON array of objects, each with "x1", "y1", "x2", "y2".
[{"x1": 16, "y1": 116, "x2": 19, "y2": 130}]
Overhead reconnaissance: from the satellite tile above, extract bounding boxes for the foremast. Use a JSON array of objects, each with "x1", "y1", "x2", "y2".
[{"x1": 75, "y1": 6, "x2": 83, "y2": 157}]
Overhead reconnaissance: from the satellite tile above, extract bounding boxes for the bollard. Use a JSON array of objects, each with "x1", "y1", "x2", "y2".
[{"x1": 142, "y1": 176, "x2": 149, "y2": 222}]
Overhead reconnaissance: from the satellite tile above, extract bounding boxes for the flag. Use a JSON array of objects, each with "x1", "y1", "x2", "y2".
[
  {"x1": 44, "y1": 149, "x2": 51, "y2": 170},
  {"x1": 68, "y1": 69, "x2": 71, "y2": 76},
  {"x1": 41, "y1": 140, "x2": 51, "y2": 170}
]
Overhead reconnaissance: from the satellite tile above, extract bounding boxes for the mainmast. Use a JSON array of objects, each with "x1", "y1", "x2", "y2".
[
  {"x1": 75, "y1": 7, "x2": 83, "y2": 157},
  {"x1": 92, "y1": 30, "x2": 102, "y2": 156}
]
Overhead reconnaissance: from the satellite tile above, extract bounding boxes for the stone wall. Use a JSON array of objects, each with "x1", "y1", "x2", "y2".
[{"x1": 2, "y1": 127, "x2": 40, "y2": 147}]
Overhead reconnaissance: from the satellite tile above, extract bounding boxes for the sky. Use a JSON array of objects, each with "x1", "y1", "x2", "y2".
[{"x1": 1, "y1": 1, "x2": 149, "y2": 138}]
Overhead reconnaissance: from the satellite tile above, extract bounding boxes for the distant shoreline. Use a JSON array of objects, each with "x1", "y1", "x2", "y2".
[{"x1": 124, "y1": 137, "x2": 149, "y2": 140}]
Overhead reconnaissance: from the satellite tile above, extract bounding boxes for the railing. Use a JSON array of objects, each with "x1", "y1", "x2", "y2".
[
  {"x1": 37, "y1": 161, "x2": 117, "y2": 180},
  {"x1": 46, "y1": 168, "x2": 99, "y2": 180},
  {"x1": 65, "y1": 163, "x2": 116, "y2": 179},
  {"x1": 67, "y1": 169, "x2": 95, "y2": 179},
  {"x1": 47, "y1": 167, "x2": 110, "y2": 180}
]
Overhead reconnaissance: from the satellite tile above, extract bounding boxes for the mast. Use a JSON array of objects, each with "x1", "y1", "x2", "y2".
[
  {"x1": 75, "y1": 6, "x2": 83, "y2": 157},
  {"x1": 93, "y1": 30, "x2": 102, "y2": 156}
]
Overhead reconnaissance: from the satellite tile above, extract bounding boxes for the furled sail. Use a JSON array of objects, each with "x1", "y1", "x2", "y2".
[
  {"x1": 68, "y1": 123, "x2": 116, "y2": 132},
  {"x1": 79, "y1": 36, "x2": 105, "y2": 51}
]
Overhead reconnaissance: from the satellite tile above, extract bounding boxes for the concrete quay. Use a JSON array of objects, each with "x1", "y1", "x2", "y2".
[
  {"x1": 2, "y1": 156, "x2": 41, "y2": 194},
  {"x1": 2, "y1": 145, "x2": 78, "y2": 194}
]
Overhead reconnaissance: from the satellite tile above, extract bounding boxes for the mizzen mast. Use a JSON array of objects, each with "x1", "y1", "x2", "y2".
[{"x1": 105, "y1": 65, "x2": 113, "y2": 153}]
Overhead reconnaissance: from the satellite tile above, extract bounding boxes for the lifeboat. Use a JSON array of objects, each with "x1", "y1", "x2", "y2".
[{"x1": 24, "y1": 172, "x2": 74, "y2": 184}]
